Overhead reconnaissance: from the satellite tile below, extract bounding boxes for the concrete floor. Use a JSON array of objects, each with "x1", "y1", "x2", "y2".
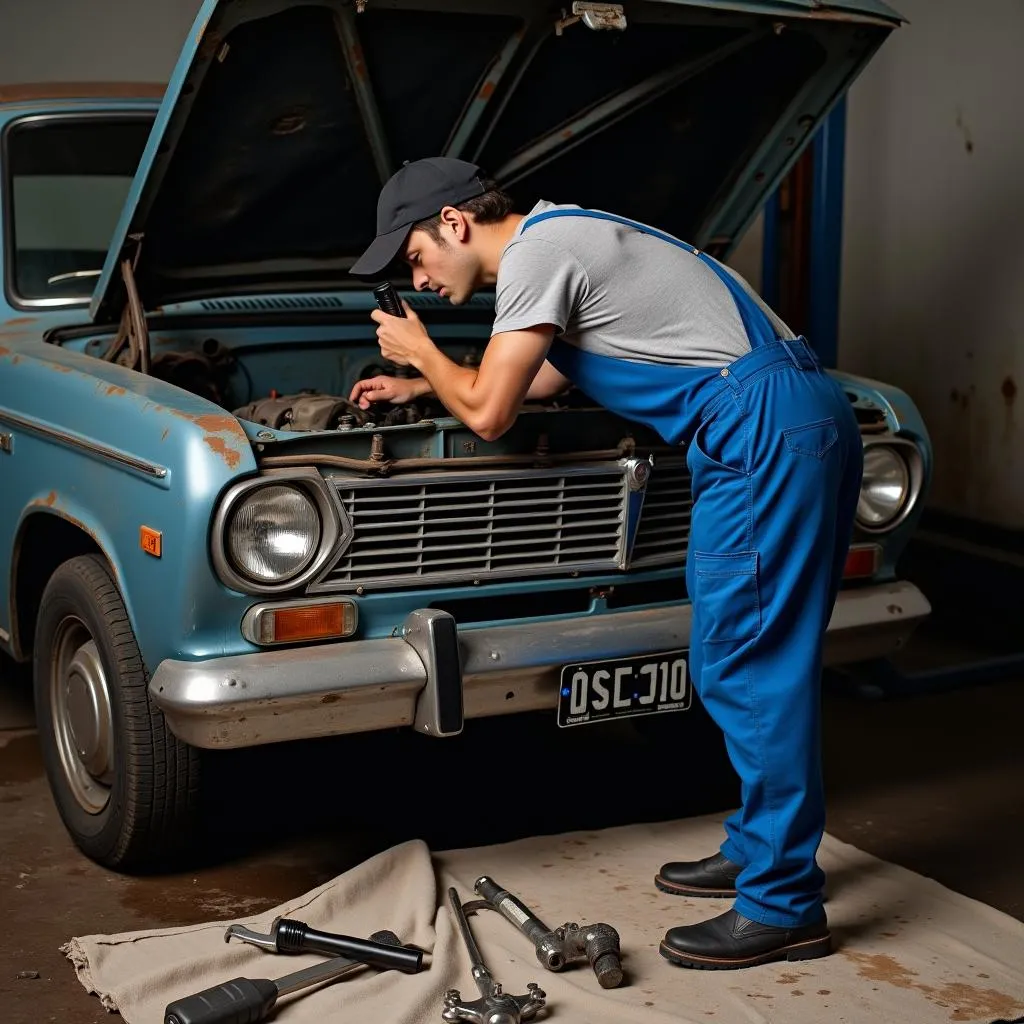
[{"x1": 2, "y1": 612, "x2": 1023, "y2": 1024}]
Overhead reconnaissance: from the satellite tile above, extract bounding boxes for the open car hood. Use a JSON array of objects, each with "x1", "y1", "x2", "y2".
[{"x1": 90, "y1": 0, "x2": 902, "y2": 323}]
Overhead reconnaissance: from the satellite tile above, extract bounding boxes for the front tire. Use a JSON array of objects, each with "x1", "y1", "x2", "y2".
[{"x1": 33, "y1": 555, "x2": 200, "y2": 870}]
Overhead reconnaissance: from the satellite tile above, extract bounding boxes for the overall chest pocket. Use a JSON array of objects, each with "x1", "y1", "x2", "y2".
[{"x1": 693, "y1": 550, "x2": 761, "y2": 644}]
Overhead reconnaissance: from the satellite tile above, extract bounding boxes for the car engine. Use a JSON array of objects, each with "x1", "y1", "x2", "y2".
[
  {"x1": 231, "y1": 388, "x2": 438, "y2": 431},
  {"x1": 149, "y1": 341, "x2": 591, "y2": 433}
]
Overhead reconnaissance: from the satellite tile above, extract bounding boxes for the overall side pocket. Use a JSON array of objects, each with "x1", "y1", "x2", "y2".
[
  {"x1": 693, "y1": 550, "x2": 761, "y2": 644},
  {"x1": 783, "y1": 417, "x2": 838, "y2": 459}
]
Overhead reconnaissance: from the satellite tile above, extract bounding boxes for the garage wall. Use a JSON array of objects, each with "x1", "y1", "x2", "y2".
[
  {"x1": 0, "y1": 0, "x2": 198, "y2": 82},
  {"x1": 839, "y1": 0, "x2": 1024, "y2": 529}
]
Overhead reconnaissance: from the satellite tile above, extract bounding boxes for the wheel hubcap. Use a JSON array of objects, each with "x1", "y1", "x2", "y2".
[{"x1": 51, "y1": 618, "x2": 114, "y2": 815}]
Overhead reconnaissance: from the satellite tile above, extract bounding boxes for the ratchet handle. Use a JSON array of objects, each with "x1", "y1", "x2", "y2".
[
  {"x1": 274, "y1": 919, "x2": 424, "y2": 974},
  {"x1": 164, "y1": 977, "x2": 277, "y2": 1024},
  {"x1": 373, "y1": 282, "x2": 407, "y2": 318}
]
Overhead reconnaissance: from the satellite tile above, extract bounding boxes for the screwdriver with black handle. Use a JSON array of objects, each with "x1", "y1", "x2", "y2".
[{"x1": 164, "y1": 929, "x2": 407, "y2": 1024}]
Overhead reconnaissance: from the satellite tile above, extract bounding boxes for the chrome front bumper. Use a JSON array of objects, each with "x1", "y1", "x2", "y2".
[{"x1": 150, "y1": 580, "x2": 930, "y2": 750}]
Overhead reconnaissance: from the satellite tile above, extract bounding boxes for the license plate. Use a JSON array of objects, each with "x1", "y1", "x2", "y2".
[{"x1": 556, "y1": 649, "x2": 692, "y2": 728}]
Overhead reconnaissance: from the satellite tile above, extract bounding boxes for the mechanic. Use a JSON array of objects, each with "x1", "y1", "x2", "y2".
[{"x1": 348, "y1": 156, "x2": 863, "y2": 971}]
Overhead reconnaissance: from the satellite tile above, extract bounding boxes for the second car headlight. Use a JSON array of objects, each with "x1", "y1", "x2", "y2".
[
  {"x1": 857, "y1": 446, "x2": 909, "y2": 529},
  {"x1": 227, "y1": 484, "x2": 321, "y2": 583}
]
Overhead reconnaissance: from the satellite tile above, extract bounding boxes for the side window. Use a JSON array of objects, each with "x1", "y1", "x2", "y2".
[{"x1": 5, "y1": 116, "x2": 153, "y2": 303}]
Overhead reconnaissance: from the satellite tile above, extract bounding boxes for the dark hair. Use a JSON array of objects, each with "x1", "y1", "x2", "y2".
[{"x1": 413, "y1": 180, "x2": 514, "y2": 242}]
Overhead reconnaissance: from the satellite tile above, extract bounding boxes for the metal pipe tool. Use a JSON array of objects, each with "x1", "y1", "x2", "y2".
[
  {"x1": 468, "y1": 876, "x2": 623, "y2": 989},
  {"x1": 442, "y1": 886, "x2": 546, "y2": 1024},
  {"x1": 224, "y1": 916, "x2": 424, "y2": 974}
]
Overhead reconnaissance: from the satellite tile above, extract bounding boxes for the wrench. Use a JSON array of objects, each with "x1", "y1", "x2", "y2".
[{"x1": 442, "y1": 887, "x2": 546, "y2": 1024}]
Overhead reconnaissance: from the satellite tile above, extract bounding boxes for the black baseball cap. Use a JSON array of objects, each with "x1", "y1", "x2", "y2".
[{"x1": 349, "y1": 156, "x2": 488, "y2": 277}]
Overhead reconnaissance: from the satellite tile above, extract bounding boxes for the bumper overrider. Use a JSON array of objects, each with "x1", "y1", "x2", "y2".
[{"x1": 149, "y1": 581, "x2": 930, "y2": 750}]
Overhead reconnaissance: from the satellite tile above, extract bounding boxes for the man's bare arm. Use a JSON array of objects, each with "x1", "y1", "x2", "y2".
[
  {"x1": 411, "y1": 326, "x2": 555, "y2": 440},
  {"x1": 526, "y1": 359, "x2": 571, "y2": 401}
]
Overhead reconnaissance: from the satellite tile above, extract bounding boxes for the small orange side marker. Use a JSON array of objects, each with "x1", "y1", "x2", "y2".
[{"x1": 140, "y1": 526, "x2": 162, "y2": 558}]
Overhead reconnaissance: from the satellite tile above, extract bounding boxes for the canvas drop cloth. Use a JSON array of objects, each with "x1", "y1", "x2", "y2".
[{"x1": 64, "y1": 812, "x2": 1024, "y2": 1024}]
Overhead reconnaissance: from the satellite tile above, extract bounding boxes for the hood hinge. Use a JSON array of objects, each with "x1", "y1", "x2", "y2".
[
  {"x1": 103, "y1": 235, "x2": 151, "y2": 374},
  {"x1": 556, "y1": 3, "x2": 627, "y2": 36}
]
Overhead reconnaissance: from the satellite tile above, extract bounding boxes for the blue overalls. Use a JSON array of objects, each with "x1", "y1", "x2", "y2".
[{"x1": 522, "y1": 209, "x2": 864, "y2": 928}]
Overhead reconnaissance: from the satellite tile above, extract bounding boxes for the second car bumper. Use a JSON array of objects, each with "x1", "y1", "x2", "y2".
[{"x1": 150, "y1": 580, "x2": 930, "y2": 749}]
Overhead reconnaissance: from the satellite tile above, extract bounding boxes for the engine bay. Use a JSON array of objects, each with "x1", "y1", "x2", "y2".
[{"x1": 140, "y1": 329, "x2": 594, "y2": 434}]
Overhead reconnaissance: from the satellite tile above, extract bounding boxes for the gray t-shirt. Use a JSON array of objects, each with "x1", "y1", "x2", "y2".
[{"x1": 491, "y1": 201, "x2": 795, "y2": 367}]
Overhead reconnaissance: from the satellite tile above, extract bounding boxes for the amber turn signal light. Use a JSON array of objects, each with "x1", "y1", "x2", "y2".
[
  {"x1": 843, "y1": 544, "x2": 881, "y2": 580},
  {"x1": 242, "y1": 599, "x2": 357, "y2": 646}
]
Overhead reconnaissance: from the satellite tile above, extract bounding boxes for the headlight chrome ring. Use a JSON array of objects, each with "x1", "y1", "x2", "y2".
[
  {"x1": 212, "y1": 469, "x2": 349, "y2": 594},
  {"x1": 856, "y1": 445, "x2": 910, "y2": 530}
]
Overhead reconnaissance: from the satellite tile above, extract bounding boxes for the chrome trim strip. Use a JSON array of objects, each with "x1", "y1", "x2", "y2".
[
  {"x1": 332, "y1": 462, "x2": 627, "y2": 490},
  {"x1": 0, "y1": 625, "x2": 10, "y2": 644},
  {"x1": 150, "y1": 582, "x2": 931, "y2": 750},
  {"x1": 0, "y1": 408, "x2": 168, "y2": 479},
  {"x1": 240, "y1": 595, "x2": 358, "y2": 645}
]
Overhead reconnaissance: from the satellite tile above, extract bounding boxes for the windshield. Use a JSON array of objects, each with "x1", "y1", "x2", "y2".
[{"x1": 5, "y1": 116, "x2": 153, "y2": 302}]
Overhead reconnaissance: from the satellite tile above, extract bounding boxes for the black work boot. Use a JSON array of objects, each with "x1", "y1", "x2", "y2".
[
  {"x1": 654, "y1": 852, "x2": 742, "y2": 898},
  {"x1": 660, "y1": 908, "x2": 831, "y2": 970}
]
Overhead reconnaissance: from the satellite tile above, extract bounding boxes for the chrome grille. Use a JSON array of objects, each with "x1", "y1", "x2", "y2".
[
  {"x1": 630, "y1": 460, "x2": 691, "y2": 568},
  {"x1": 318, "y1": 467, "x2": 628, "y2": 590}
]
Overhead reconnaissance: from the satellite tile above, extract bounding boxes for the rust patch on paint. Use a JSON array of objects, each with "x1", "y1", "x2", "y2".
[
  {"x1": 204, "y1": 436, "x2": 241, "y2": 469},
  {"x1": 41, "y1": 491, "x2": 57, "y2": 507},
  {"x1": 47, "y1": 362, "x2": 73, "y2": 373},
  {"x1": 0, "y1": 347, "x2": 9, "y2": 357},
  {"x1": 165, "y1": 409, "x2": 248, "y2": 467},
  {"x1": 843, "y1": 952, "x2": 1023, "y2": 1022},
  {"x1": 478, "y1": 80, "x2": 496, "y2": 100},
  {"x1": 105, "y1": 385, "x2": 127, "y2": 396},
  {"x1": 2, "y1": 317, "x2": 36, "y2": 327},
  {"x1": 172, "y1": 411, "x2": 245, "y2": 436}
]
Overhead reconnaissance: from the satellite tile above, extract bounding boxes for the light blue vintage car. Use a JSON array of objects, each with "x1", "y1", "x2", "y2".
[{"x1": 0, "y1": 0, "x2": 930, "y2": 869}]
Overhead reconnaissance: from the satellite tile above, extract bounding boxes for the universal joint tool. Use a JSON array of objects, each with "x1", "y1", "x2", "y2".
[
  {"x1": 223, "y1": 916, "x2": 424, "y2": 974},
  {"x1": 468, "y1": 876, "x2": 623, "y2": 989},
  {"x1": 442, "y1": 886, "x2": 546, "y2": 1024}
]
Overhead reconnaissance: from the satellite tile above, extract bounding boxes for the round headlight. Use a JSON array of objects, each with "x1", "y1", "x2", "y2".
[
  {"x1": 857, "y1": 446, "x2": 909, "y2": 528},
  {"x1": 227, "y1": 484, "x2": 321, "y2": 583}
]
